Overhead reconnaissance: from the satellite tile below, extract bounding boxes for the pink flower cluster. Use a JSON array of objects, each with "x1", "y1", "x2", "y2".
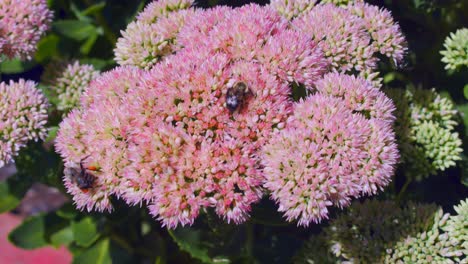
[
  {"x1": 0, "y1": 79, "x2": 49, "y2": 168},
  {"x1": 262, "y1": 73, "x2": 398, "y2": 226},
  {"x1": 57, "y1": 1, "x2": 404, "y2": 228},
  {"x1": 0, "y1": 0, "x2": 53, "y2": 61},
  {"x1": 286, "y1": 2, "x2": 406, "y2": 75}
]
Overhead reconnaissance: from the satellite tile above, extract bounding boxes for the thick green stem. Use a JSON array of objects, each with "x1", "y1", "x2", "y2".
[
  {"x1": 245, "y1": 222, "x2": 254, "y2": 258},
  {"x1": 110, "y1": 233, "x2": 134, "y2": 254},
  {"x1": 396, "y1": 178, "x2": 412, "y2": 204}
]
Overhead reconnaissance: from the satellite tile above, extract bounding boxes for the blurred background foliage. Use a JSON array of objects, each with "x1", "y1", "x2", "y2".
[{"x1": 0, "y1": 0, "x2": 467, "y2": 263}]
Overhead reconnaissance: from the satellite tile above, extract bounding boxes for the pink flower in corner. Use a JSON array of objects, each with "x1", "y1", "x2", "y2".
[{"x1": 0, "y1": 0, "x2": 53, "y2": 61}]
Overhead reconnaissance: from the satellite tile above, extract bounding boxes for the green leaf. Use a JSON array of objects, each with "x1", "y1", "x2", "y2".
[
  {"x1": 50, "y1": 226, "x2": 74, "y2": 247},
  {"x1": 73, "y1": 239, "x2": 112, "y2": 264},
  {"x1": 35, "y1": 34, "x2": 60, "y2": 63},
  {"x1": 457, "y1": 104, "x2": 468, "y2": 136},
  {"x1": 70, "y1": 2, "x2": 93, "y2": 23},
  {"x1": 464, "y1": 84, "x2": 468, "y2": 100},
  {"x1": 0, "y1": 173, "x2": 34, "y2": 213},
  {"x1": 168, "y1": 228, "x2": 214, "y2": 264},
  {"x1": 53, "y1": 20, "x2": 99, "y2": 41},
  {"x1": 0, "y1": 59, "x2": 36, "y2": 74},
  {"x1": 0, "y1": 181, "x2": 21, "y2": 213},
  {"x1": 57, "y1": 203, "x2": 78, "y2": 220},
  {"x1": 82, "y1": 2, "x2": 106, "y2": 16},
  {"x1": 8, "y1": 215, "x2": 48, "y2": 249},
  {"x1": 80, "y1": 33, "x2": 99, "y2": 55},
  {"x1": 72, "y1": 217, "x2": 100, "y2": 247}
]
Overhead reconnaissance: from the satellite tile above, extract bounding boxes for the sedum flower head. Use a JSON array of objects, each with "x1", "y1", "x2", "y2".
[
  {"x1": 127, "y1": 52, "x2": 292, "y2": 227},
  {"x1": 388, "y1": 87, "x2": 462, "y2": 179},
  {"x1": 442, "y1": 199, "x2": 468, "y2": 259},
  {"x1": 0, "y1": 79, "x2": 49, "y2": 168},
  {"x1": 385, "y1": 199, "x2": 468, "y2": 264},
  {"x1": 45, "y1": 61, "x2": 100, "y2": 112},
  {"x1": 0, "y1": 0, "x2": 53, "y2": 61},
  {"x1": 178, "y1": 4, "x2": 327, "y2": 88},
  {"x1": 56, "y1": 67, "x2": 144, "y2": 212},
  {"x1": 285, "y1": 0, "x2": 406, "y2": 72},
  {"x1": 137, "y1": 0, "x2": 194, "y2": 24},
  {"x1": 114, "y1": 10, "x2": 192, "y2": 70},
  {"x1": 327, "y1": 200, "x2": 439, "y2": 263},
  {"x1": 347, "y1": 1, "x2": 407, "y2": 65},
  {"x1": 262, "y1": 87, "x2": 398, "y2": 226},
  {"x1": 315, "y1": 72, "x2": 395, "y2": 122},
  {"x1": 292, "y1": 4, "x2": 376, "y2": 73},
  {"x1": 321, "y1": 0, "x2": 363, "y2": 6},
  {"x1": 295, "y1": 199, "x2": 467, "y2": 264},
  {"x1": 269, "y1": 0, "x2": 317, "y2": 20},
  {"x1": 58, "y1": 3, "x2": 402, "y2": 228},
  {"x1": 441, "y1": 28, "x2": 468, "y2": 71}
]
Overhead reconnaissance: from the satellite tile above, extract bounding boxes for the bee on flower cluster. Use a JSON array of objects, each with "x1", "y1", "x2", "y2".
[
  {"x1": 68, "y1": 156, "x2": 97, "y2": 193},
  {"x1": 225, "y1": 81, "x2": 254, "y2": 113}
]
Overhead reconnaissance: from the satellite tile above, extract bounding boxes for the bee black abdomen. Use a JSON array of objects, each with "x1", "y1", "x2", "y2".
[{"x1": 76, "y1": 171, "x2": 96, "y2": 190}]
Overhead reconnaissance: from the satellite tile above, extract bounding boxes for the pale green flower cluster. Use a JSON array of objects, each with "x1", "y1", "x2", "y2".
[
  {"x1": 45, "y1": 61, "x2": 100, "y2": 112},
  {"x1": 321, "y1": 0, "x2": 363, "y2": 7},
  {"x1": 269, "y1": 0, "x2": 317, "y2": 19},
  {"x1": 294, "y1": 199, "x2": 468, "y2": 264},
  {"x1": 388, "y1": 87, "x2": 462, "y2": 180},
  {"x1": 441, "y1": 28, "x2": 468, "y2": 71},
  {"x1": 114, "y1": 0, "x2": 194, "y2": 69},
  {"x1": 386, "y1": 199, "x2": 468, "y2": 263}
]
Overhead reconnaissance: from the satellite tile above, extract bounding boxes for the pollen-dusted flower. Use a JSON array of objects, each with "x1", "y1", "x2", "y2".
[
  {"x1": 137, "y1": 0, "x2": 194, "y2": 24},
  {"x1": 0, "y1": 79, "x2": 49, "y2": 168},
  {"x1": 292, "y1": 4, "x2": 376, "y2": 73},
  {"x1": 114, "y1": 10, "x2": 192, "y2": 70},
  {"x1": 347, "y1": 2, "x2": 407, "y2": 65},
  {"x1": 269, "y1": 0, "x2": 317, "y2": 20},
  {"x1": 262, "y1": 94, "x2": 398, "y2": 226},
  {"x1": 44, "y1": 61, "x2": 100, "y2": 112},
  {"x1": 388, "y1": 87, "x2": 462, "y2": 179},
  {"x1": 0, "y1": 0, "x2": 53, "y2": 60},
  {"x1": 441, "y1": 28, "x2": 468, "y2": 71}
]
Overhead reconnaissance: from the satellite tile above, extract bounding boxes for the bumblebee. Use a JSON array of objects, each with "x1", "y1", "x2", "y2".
[
  {"x1": 69, "y1": 157, "x2": 97, "y2": 193},
  {"x1": 225, "y1": 81, "x2": 253, "y2": 113}
]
